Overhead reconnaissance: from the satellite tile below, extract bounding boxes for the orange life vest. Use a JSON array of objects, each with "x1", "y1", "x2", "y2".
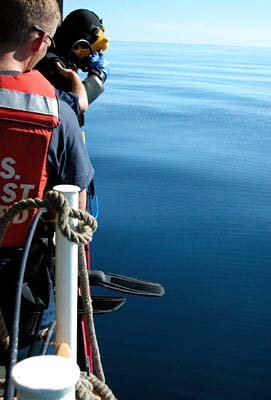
[{"x1": 0, "y1": 70, "x2": 59, "y2": 247}]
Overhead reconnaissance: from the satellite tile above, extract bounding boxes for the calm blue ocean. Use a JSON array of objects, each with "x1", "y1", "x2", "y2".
[{"x1": 86, "y1": 42, "x2": 271, "y2": 400}]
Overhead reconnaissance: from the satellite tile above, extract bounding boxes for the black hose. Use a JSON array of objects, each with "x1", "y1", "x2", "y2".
[{"x1": 4, "y1": 207, "x2": 48, "y2": 400}]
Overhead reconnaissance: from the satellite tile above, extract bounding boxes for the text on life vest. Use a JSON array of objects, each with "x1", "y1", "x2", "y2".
[{"x1": 0, "y1": 157, "x2": 35, "y2": 223}]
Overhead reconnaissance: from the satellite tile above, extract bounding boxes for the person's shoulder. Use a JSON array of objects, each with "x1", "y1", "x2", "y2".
[
  {"x1": 51, "y1": 99, "x2": 82, "y2": 149},
  {"x1": 56, "y1": 89, "x2": 80, "y2": 116},
  {"x1": 58, "y1": 97, "x2": 76, "y2": 117},
  {"x1": 57, "y1": 99, "x2": 81, "y2": 131}
]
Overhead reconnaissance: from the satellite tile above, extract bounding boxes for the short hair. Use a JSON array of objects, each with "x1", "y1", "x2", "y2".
[{"x1": 0, "y1": 0, "x2": 61, "y2": 47}]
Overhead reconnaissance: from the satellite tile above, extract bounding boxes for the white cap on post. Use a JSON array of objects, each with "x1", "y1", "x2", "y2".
[{"x1": 11, "y1": 355, "x2": 80, "y2": 400}]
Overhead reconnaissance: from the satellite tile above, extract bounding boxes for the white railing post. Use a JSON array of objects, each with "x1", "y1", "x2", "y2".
[
  {"x1": 53, "y1": 184, "x2": 80, "y2": 360},
  {"x1": 12, "y1": 355, "x2": 80, "y2": 400}
]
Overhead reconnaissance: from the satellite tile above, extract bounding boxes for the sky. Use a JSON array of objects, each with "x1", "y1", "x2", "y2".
[{"x1": 63, "y1": 0, "x2": 271, "y2": 48}]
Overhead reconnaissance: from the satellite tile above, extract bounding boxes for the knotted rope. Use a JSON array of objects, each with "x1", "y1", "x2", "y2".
[
  {"x1": 0, "y1": 190, "x2": 97, "y2": 245},
  {"x1": 76, "y1": 373, "x2": 116, "y2": 400},
  {"x1": 0, "y1": 190, "x2": 117, "y2": 400}
]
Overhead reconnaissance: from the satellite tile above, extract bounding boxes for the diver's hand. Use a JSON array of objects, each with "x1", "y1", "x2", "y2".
[
  {"x1": 55, "y1": 62, "x2": 78, "y2": 81},
  {"x1": 89, "y1": 51, "x2": 110, "y2": 81},
  {"x1": 55, "y1": 62, "x2": 88, "y2": 113}
]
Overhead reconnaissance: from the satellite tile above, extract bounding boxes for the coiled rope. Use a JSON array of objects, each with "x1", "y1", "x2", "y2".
[{"x1": 0, "y1": 190, "x2": 117, "y2": 400}]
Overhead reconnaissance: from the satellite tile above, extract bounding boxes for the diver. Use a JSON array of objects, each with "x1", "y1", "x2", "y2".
[{"x1": 36, "y1": 9, "x2": 109, "y2": 123}]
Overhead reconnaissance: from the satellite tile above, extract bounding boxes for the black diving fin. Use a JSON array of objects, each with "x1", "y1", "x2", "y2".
[
  {"x1": 89, "y1": 270, "x2": 165, "y2": 297},
  {"x1": 78, "y1": 295, "x2": 126, "y2": 315}
]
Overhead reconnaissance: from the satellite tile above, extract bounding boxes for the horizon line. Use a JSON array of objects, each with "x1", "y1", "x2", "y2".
[{"x1": 108, "y1": 39, "x2": 271, "y2": 50}]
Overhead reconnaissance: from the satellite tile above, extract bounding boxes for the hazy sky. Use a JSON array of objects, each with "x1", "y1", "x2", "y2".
[{"x1": 63, "y1": 0, "x2": 271, "y2": 47}]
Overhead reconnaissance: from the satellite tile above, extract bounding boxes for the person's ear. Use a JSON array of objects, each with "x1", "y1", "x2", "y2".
[{"x1": 32, "y1": 34, "x2": 45, "y2": 53}]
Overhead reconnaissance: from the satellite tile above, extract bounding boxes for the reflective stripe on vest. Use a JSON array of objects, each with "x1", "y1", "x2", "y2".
[{"x1": 0, "y1": 88, "x2": 58, "y2": 119}]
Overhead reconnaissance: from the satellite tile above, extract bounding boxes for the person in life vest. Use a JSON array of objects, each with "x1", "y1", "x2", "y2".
[
  {"x1": 0, "y1": 0, "x2": 94, "y2": 364},
  {"x1": 36, "y1": 9, "x2": 110, "y2": 123}
]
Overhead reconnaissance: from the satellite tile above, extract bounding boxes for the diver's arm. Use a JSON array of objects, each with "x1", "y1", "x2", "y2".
[
  {"x1": 82, "y1": 73, "x2": 104, "y2": 104},
  {"x1": 83, "y1": 51, "x2": 109, "y2": 104}
]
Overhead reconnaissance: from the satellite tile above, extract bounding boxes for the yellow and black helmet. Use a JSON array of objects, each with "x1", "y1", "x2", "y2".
[{"x1": 53, "y1": 9, "x2": 109, "y2": 70}]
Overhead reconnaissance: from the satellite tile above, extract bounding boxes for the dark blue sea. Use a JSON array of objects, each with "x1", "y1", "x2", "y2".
[{"x1": 85, "y1": 42, "x2": 271, "y2": 400}]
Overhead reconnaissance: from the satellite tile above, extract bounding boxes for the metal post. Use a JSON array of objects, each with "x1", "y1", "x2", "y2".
[
  {"x1": 54, "y1": 184, "x2": 80, "y2": 360},
  {"x1": 12, "y1": 355, "x2": 80, "y2": 400}
]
